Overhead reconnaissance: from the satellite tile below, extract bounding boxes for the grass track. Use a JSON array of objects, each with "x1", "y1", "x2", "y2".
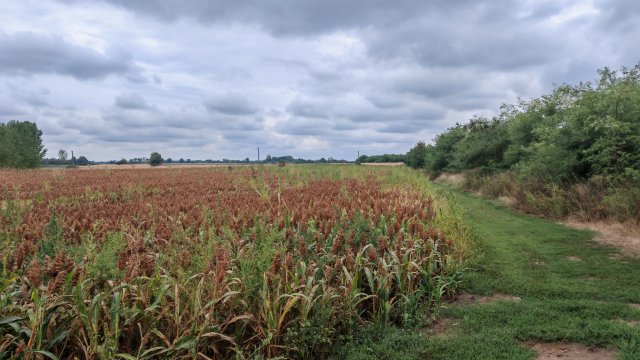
[{"x1": 339, "y1": 184, "x2": 640, "y2": 359}]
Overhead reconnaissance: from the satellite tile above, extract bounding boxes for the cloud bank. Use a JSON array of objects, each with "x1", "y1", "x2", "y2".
[{"x1": 0, "y1": 0, "x2": 636, "y2": 160}]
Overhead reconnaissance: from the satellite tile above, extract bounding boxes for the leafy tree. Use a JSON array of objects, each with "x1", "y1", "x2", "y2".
[
  {"x1": 446, "y1": 117, "x2": 511, "y2": 173},
  {"x1": 0, "y1": 121, "x2": 46, "y2": 168},
  {"x1": 0, "y1": 126, "x2": 14, "y2": 166},
  {"x1": 150, "y1": 152, "x2": 163, "y2": 166},
  {"x1": 426, "y1": 127, "x2": 466, "y2": 172},
  {"x1": 406, "y1": 142, "x2": 428, "y2": 169}
]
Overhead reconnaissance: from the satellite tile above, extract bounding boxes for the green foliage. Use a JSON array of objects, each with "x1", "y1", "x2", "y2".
[
  {"x1": 356, "y1": 154, "x2": 406, "y2": 164},
  {"x1": 149, "y1": 152, "x2": 163, "y2": 166},
  {"x1": 337, "y1": 326, "x2": 428, "y2": 360},
  {"x1": 40, "y1": 213, "x2": 64, "y2": 259},
  {"x1": 338, "y1": 186, "x2": 640, "y2": 359},
  {"x1": 87, "y1": 232, "x2": 126, "y2": 282},
  {"x1": 406, "y1": 141, "x2": 428, "y2": 169},
  {"x1": 413, "y1": 63, "x2": 640, "y2": 185},
  {"x1": 236, "y1": 225, "x2": 279, "y2": 309},
  {"x1": 0, "y1": 121, "x2": 47, "y2": 168}
]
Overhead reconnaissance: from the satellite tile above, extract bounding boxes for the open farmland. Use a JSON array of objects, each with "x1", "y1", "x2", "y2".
[{"x1": 0, "y1": 165, "x2": 471, "y2": 359}]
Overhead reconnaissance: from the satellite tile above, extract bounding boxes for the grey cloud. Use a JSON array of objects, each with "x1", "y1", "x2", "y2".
[
  {"x1": 103, "y1": 109, "x2": 156, "y2": 128},
  {"x1": 204, "y1": 114, "x2": 265, "y2": 132},
  {"x1": 593, "y1": 0, "x2": 640, "y2": 65},
  {"x1": 5, "y1": 83, "x2": 51, "y2": 107},
  {"x1": 596, "y1": 0, "x2": 640, "y2": 29},
  {"x1": 286, "y1": 97, "x2": 331, "y2": 119},
  {"x1": 367, "y1": 11, "x2": 561, "y2": 71},
  {"x1": 274, "y1": 117, "x2": 330, "y2": 136},
  {"x1": 105, "y1": 101, "x2": 264, "y2": 133},
  {"x1": 115, "y1": 92, "x2": 151, "y2": 110},
  {"x1": 308, "y1": 69, "x2": 342, "y2": 83},
  {"x1": 222, "y1": 130, "x2": 268, "y2": 144},
  {"x1": 0, "y1": 98, "x2": 26, "y2": 116},
  {"x1": 379, "y1": 117, "x2": 450, "y2": 134},
  {"x1": 278, "y1": 97, "x2": 447, "y2": 137},
  {"x1": 390, "y1": 71, "x2": 469, "y2": 99},
  {"x1": 262, "y1": 57, "x2": 309, "y2": 70},
  {"x1": 24, "y1": 94, "x2": 50, "y2": 107},
  {"x1": 204, "y1": 92, "x2": 259, "y2": 115},
  {"x1": 96, "y1": 128, "x2": 201, "y2": 143},
  {"x1": 338, "y1": 102, "x2": 447, "y2": 134},
  {"x1": 65, "y1": 0, "x2": 433, "y2": 36},
  {"x1": 0, "y1": 31, "x2": 141, "y2": 80},
  {"x1": 365, "y1": 94, "x2": 406, "y2": 109}
]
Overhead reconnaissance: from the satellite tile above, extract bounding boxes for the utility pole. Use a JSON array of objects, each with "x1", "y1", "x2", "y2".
[
  {"x1": 357, "y1": 150, "x2": 359, "y2": 159},
  {"x1": 257, "y1": 147, "x2": 260, "y2": 162}
]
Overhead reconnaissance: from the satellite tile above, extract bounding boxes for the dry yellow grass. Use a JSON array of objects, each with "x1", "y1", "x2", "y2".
[{"x1": 563, "y1": 220, "x2": 640, "y2": 258}]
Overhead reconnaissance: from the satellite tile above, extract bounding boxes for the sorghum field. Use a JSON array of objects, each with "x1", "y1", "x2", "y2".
[{"x1": 0, "y1": 165, "x2": 471, "y2": 359}]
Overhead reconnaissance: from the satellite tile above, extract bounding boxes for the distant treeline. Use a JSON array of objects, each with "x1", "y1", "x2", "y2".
[
  {"x1": 262, "y1": 155, "x2": 349, "y2": 164},
  {"x1": 42, "y1": 156, "x2": 92, "y2": 166},
  {"x1": 356, "y1": 154, "x2": 406, "y2": 164},
  {"x1": 0, "y1": 121, "x2": 46, "y2": 169},
  {"x1": 407, "y1": 63, "x2": 640, "y2": 221},
  {"x1": 105, "y1": 155, "x2": 351, "y2": 165}
]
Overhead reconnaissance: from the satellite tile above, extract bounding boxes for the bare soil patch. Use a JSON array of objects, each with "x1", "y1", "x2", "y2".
[
  {"x1": 564, "y1": 220, "x2": 640, "y2": 258},
  {"x1": 451, "y1": 293, "x2": 521, "y2": 306},
  {"x1": 529, "y1": 342, "x2": 617, "y2": 360},
  {"x1": 421, "y1": 317, "x2": 461, "y2": 336},
  {"x1": 630, "y1": 303, "x2": 640, "y2": 310},
  {"x1": 565, "y1": 256, "x2": 582, "y2": 262}
]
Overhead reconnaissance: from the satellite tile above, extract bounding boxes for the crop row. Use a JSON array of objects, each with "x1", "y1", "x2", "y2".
[{"x1": 0, "y1": 166, "x2": 469, "y2": 359}]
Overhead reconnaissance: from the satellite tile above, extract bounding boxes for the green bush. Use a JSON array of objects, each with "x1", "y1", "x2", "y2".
[
  {"x1": 416, "y1": 63, "x2": 640, "y2": 222},
  {"x1": 149, "y1": 152, "x2": 163, "y2": 166},
  {"x1": 410, "y1": 63, "x2": 640, "y2": 185}
]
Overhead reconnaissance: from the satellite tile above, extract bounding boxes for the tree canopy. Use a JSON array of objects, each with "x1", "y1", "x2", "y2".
[
  {"x1": 408, "y1": 63, "x2": 640, "y2": 184},
  {"x1": 150, "y1": 152, "x2": 163, "y2": 166},
  {"x1": 0, "y1": 121, "x2": 47, "y2": 168}
]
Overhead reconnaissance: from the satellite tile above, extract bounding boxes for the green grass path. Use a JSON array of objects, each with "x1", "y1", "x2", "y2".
[{"x1": 341, "y1": 185, "x2": 640, "y2": 359}]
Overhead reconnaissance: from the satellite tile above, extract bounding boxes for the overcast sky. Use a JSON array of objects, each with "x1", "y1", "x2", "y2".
[{"x1": 1, "y1": 0, "x2": 638, "y2": 161}]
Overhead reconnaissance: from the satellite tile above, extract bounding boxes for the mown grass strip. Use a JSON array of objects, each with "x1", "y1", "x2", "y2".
[{"x1": 339, "y1": 184, "x2": 640, "y2": 359}]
